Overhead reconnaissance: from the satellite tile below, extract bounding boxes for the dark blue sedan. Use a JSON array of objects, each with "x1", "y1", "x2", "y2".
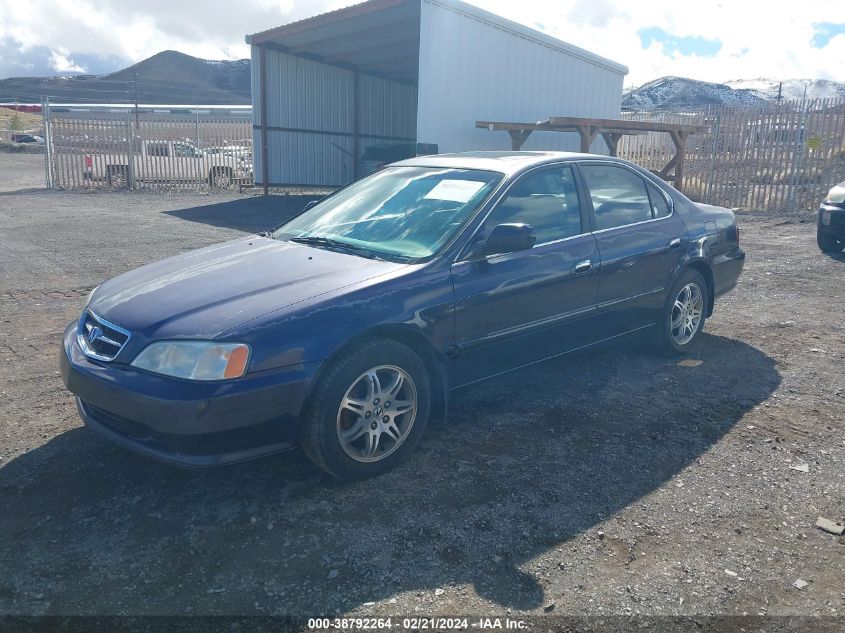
[{"x1": 61, "y1": 152, "x2": 745, "y2": 479}]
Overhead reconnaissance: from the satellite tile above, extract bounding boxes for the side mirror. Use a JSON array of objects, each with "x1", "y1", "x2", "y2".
[
  {"x1": 303, "y1": 199, "x2": 320, "y2": 212},
  {"x1": 483, "y1": 223, "x2": 536, "y2": 256}
]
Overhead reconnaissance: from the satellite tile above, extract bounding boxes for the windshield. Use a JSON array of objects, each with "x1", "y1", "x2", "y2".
[{"x1": 273, "y1": 166, "x2": 502, "y2": 261}]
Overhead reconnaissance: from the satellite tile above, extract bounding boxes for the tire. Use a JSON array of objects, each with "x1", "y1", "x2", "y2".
[
  {"x1": 653, "y1": 269, "x2": 708, "y2": 356},
  {"x1": 107, "y1": 166, "x2": 128, "y2": 188},
  {"x1": 300, "y1": 338, "x2": 432, "y2": 480},
  {"x1": 817, "y1": 228, "x2": 841, "y2": 254},
  {"x1": 209, "y1": 168, "x2": 232, "y2": 189}
]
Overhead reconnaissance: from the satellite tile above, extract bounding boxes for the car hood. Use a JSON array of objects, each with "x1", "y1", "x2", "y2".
[{"x1": 88, "y1": 236, "x2": 407, "y2": 340}]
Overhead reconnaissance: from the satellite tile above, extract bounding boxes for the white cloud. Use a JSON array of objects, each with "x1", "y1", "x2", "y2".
[
  {"x1": 472, "y1": 0, "x2": 845, "y2": 86},
  {"x1": 0, "y1": 0, "x2": 842, "y2": 85},
  {"x1": 0, "y1": 0, "x2": 340, "y2": 73},
  {"x1": 49, "y1": 50, "x2": 85, "y2": 74}
]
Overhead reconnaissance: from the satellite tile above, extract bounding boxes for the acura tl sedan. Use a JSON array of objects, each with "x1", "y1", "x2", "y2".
[{"x1": 61, "y1": 152, "x2": 745, "y2": 479}]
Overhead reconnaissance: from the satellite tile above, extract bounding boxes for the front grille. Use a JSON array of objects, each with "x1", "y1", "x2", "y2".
[{"x1": 77, "y1": 310, "x2": 130, "y2": 361}]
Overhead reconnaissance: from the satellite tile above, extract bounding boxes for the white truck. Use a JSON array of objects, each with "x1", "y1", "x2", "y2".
[{"x1": 84, "y1": 139, "x2": 253, "y2": 188}]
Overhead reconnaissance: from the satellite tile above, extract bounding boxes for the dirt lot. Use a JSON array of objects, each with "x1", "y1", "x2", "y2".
[
  {"x1": 0, "y1": 182, "x2": 843, "y2": 623},
  {"x1": 0, "y1": 153, "x2": 46, "y2": 193}
]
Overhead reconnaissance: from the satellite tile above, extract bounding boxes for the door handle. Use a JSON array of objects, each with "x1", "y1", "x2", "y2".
[
  {"x1": 572, "y1": 259, "x2": 592, "y2": 273},
  {"x1": 667, "y1": 237, "x2": 682, "y2": 250}
]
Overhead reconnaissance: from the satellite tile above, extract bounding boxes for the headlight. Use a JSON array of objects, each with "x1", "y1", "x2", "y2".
[{"x1": 131, "y1": 341, "x2": 250, "y2": 380}]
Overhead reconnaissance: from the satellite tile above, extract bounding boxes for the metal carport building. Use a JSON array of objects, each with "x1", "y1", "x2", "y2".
[{"x1": 246, "y1": 0, "x2": 628, "y2": 188}]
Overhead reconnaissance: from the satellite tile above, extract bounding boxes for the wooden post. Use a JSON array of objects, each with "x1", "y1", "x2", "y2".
[
  {"x1": 508, "y1": 129, "x2": 532, "y2": 150},
  {"x1": 601, "y1": 132, "x2": 622, "y2": 157},
  {"x1": 669, "y1": 130, "x2": 688, "y2": 192},
  {"x1": 579, "y1": 125, "x2": 598, "y2": 153}
]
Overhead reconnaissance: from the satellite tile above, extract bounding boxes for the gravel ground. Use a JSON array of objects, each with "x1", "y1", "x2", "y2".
[
  {"x1": 0, "y1": 153, "x2": 46, "y2": 193},
  {"x1": 0, "y1": 186, "x2": 843, "y2": 622}
]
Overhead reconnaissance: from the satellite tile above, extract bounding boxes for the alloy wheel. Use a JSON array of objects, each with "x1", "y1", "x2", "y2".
[
  {"x1": 671, "y1": 282, "x2": 703, "y2": 345},
  {"x1": 336, "y1": 365, "x2": 417, "y2": 463},
  {"x1": 110, "y1": 171, "x2": 127, "y2": 188},
  {"x1": 213, "y1": 171, "x2": 232, "y2": 188}
]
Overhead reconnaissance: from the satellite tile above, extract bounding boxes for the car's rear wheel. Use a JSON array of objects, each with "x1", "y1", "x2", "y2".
[
  {"x1": 817, "y1": 228, "x2": 842, "y2": 254},
  {"x1": 300, "y1": 338, "x2": 431, "y2": 480},
  {"x1": 209, "y1": 168, "x2": 233, "y2": 189},
  {"x1": 653, "y1": 269, "x2": 708, "y2": 356},
  {"x1": 107, "y1": 166, "x2": 128, "y2": 188}
]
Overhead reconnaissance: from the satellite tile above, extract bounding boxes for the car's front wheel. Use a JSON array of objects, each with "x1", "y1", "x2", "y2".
[
  {"x1": 301, "y1": 338, "x2": 431, "y2": 480},
  {"x1": 817, "y1": 228, "x2": 842, "y2": 254},
  {"x1": 653, "y1": 269, "x2": 708, "y2": 355}
]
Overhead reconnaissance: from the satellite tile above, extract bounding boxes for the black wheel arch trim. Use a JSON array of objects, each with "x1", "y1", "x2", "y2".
[
  {"x1": 671, "y1": 257, "x2": 715, "y2": 317},
  {"x1": 298, "y1": 324, "x2": 449, "y2": 440}
]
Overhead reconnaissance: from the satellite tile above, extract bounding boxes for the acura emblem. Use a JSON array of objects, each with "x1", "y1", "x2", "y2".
[{"x1": 88, "y1": 325, "x2": 103, "y2": 344}]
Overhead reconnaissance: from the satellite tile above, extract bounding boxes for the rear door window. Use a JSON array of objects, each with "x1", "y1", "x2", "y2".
[
  {"x1": 647, "y1": 182, "x2": 671, "y2": 218},
  {"x1": 580, "y1": 164, "x2": 652, "y2": 230}
]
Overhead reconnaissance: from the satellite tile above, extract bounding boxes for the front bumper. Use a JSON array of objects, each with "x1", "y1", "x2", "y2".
[
  {"x1": 818, "y1": 204, "x2": 845, "y2": 240},
  {"x1": 60, "y1": 322, "x2": 320, "y2": 467}
]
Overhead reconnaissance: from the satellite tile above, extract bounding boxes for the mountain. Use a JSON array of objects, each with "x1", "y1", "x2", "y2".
[
  {"x1": 623, "y1": 76, "x2": 767, "y2": 110},
  {"x1": 0, "y1": 51, "x2": 251, "y2": 105},
  {"x1": 624, "y1": 76, "x2": 845, "y2": 110},
  {"x1": 724, "y1": 78, "x2": 845, "y2": 102}
]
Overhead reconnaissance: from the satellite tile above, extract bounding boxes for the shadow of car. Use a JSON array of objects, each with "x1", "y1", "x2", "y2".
[
  {"x1": 164, "y1": 195, "x2": 319, "y2": 234},
  {"x1": 2, "y1": 333, "x2": 778, "y2": 614}
]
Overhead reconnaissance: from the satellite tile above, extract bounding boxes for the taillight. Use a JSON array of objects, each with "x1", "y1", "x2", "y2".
[{"x1": 84, "y1": 155, "x2": 93, "y2": 169}]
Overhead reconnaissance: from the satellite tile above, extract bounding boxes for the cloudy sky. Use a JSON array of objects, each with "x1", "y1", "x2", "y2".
[{"x1": 0, "y1": 0, "x2": 843, "y2": 87}]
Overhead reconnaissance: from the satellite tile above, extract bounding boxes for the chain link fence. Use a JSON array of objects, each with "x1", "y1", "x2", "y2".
[{"x1": 42, "y1": 102, "x2": 254, "y2": 190}]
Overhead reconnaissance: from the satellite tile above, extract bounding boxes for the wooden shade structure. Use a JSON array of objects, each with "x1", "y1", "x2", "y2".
[{"x1": 476, "y1": 116, "x2": 705, "y2": 192}]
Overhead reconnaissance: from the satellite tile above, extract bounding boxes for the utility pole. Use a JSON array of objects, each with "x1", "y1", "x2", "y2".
[
  {"x1": 131, "y1": 71, "x2": 139, "y2": 128},
  {"x1": 776, "y1": 82, "x2": 782, "y2": 103}
]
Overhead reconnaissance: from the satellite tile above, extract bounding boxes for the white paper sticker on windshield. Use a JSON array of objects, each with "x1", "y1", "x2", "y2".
[{"x1": 423, "y1": 179, "x2": 485, "y2": 203}]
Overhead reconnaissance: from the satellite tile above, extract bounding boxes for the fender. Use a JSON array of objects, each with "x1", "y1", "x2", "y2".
[
  {"x1": 670, "y1": 246, "x2": 716, "y2": 317},
  {"x1": 299, "y1": 322, "x2": 450, "y2": 433}
]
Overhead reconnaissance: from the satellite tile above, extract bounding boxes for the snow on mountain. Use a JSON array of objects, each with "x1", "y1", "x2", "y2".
[
  {"x1": 623, "y1": 76, "x2": 766, "y2": 110},
  {"x1": 724, "y1": 78, "x2": 845, "y2": 102},
  {"x1": 624, "y1": 76, "x2": 845, "y2": 110}
]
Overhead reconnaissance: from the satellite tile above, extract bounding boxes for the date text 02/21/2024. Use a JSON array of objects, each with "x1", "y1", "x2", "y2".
[{"x1": 306, "y1": 617, "x2": 528, "y2": 630}]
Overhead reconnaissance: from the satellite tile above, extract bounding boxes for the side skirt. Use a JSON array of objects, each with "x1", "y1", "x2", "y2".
[{"x1": 449, "y1": 324, "x2": 654, "y2": 391}]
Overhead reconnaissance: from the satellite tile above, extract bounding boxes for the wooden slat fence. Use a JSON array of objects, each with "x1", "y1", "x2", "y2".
[{"x1": 619, "y1": 98, "x2": 845, "y2": 212}]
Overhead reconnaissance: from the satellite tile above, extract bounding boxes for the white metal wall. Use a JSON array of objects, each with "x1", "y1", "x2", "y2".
[
  {"x1": 416, "y1": 0, "x2": 626, "y2": 154},
  {"x1": 252, "y1": 48, "x2": 417, "y2": 187}
]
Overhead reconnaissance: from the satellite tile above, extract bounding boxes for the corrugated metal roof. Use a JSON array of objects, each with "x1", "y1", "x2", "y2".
[{"x1": 246, "y1": 0, "x2": 627, "y2": 81}]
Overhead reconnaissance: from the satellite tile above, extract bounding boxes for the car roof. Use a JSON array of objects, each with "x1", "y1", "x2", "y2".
[{"x1": 393, "y1": 151, "x2": 611, "y2": 175}]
